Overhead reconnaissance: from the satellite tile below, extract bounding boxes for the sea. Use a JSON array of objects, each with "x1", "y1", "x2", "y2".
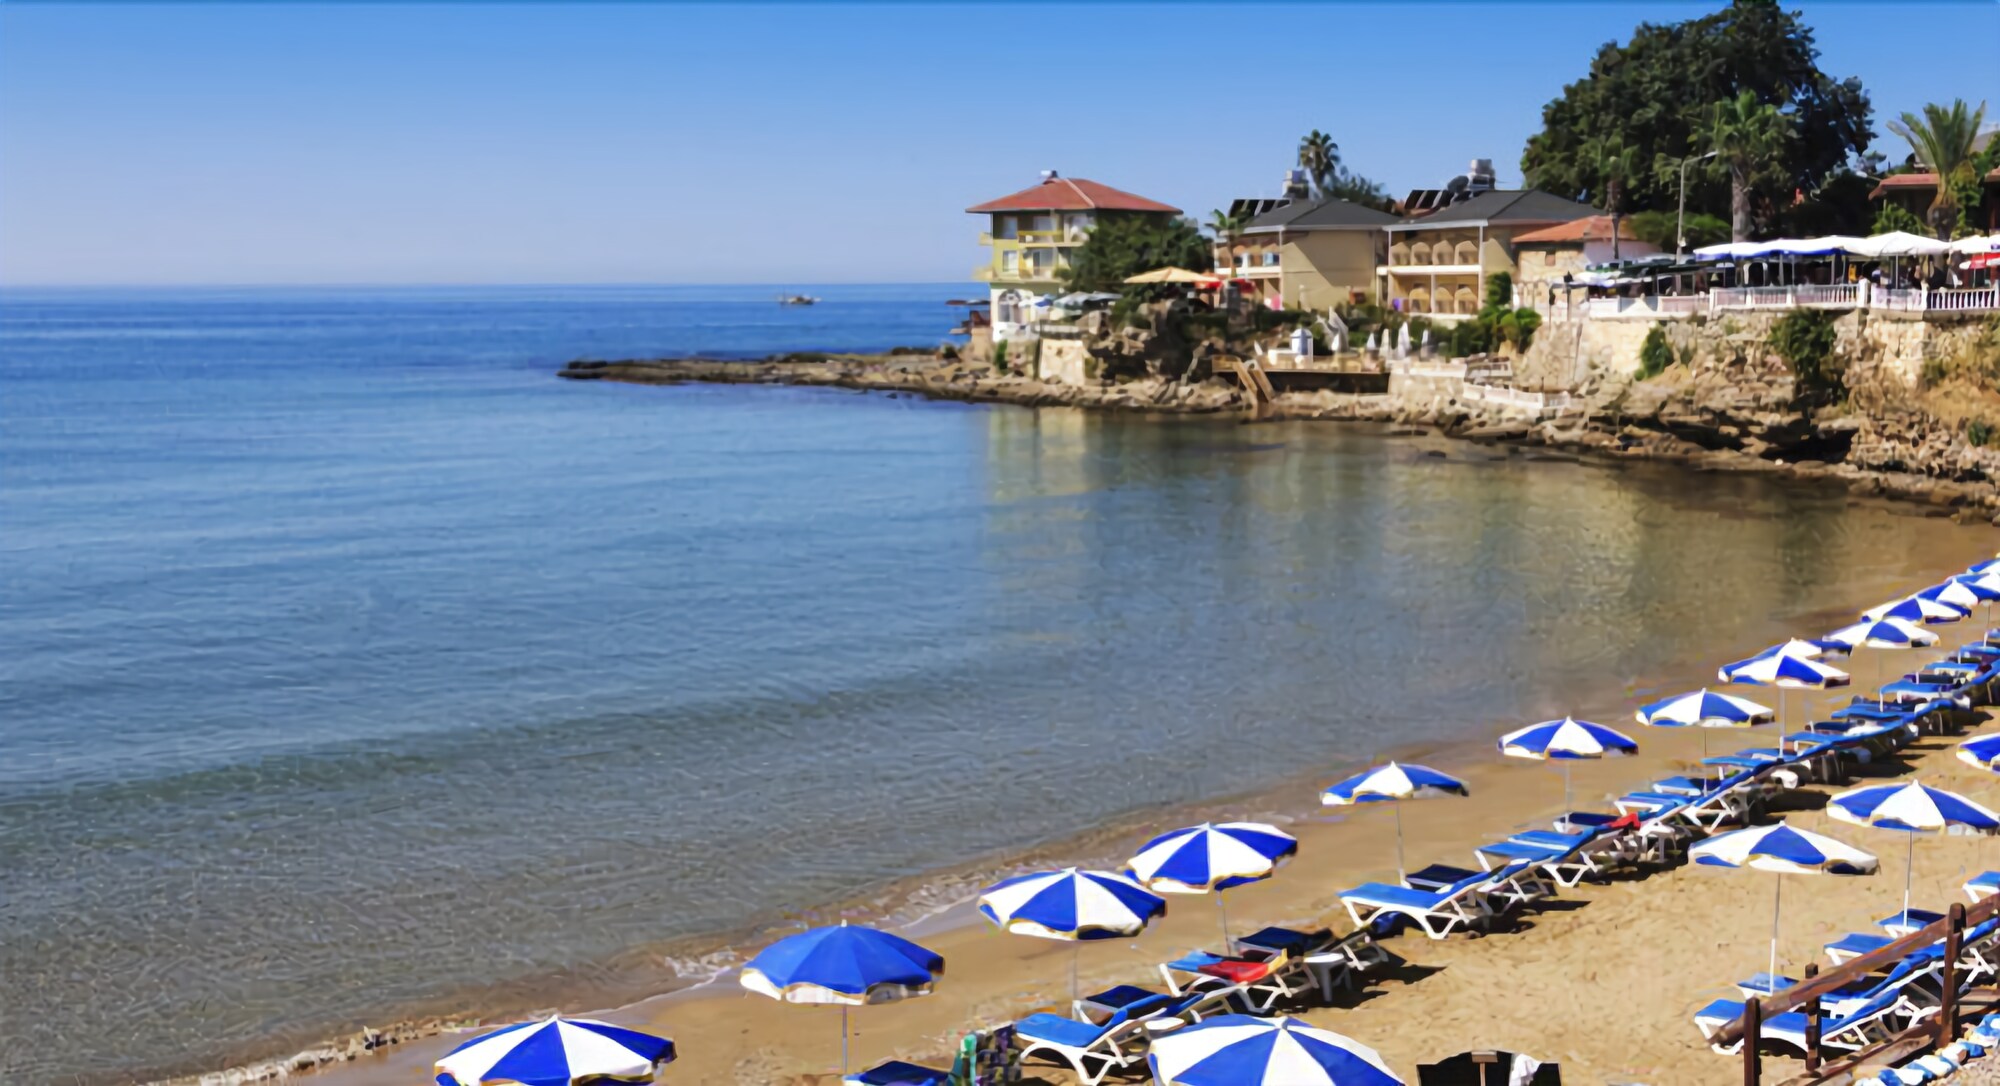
[{"x1": 0, "y1": 283, "x2": 1986, "y2": 1084}]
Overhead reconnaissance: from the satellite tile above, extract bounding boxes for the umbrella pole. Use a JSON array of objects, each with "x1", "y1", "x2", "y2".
[
  {"x1": 841, "y1": 1004, "x2": 850, "y2": 1076},
  {"x1": 1905, "y1": 831, "x2": 1916, "y2": 925},
  {"x1": 1395, "y1": 801, "x2": 1407, "y2": 884},
  {"x1": 1563, "y1": 761, "x2": 1572, "y2": 814},
  {"x1": 1215, "y1": 891, "x2": 1232, "y2": 953},
  {"x1": 1771, "y1": 873, "x2": 1783, "y2": 986},
  {"x1": 1070, "y1": 944, "x2": 1080, "y2": 1002}
]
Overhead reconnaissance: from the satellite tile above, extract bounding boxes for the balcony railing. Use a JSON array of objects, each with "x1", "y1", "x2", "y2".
[{"x1": 1018, "y1": 229, "x2": 1088, "y2": 245}]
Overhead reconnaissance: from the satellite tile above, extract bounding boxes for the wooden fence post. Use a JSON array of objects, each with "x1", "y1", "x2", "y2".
[
  {"x1": 1803, "y1": 962, "x2": 1821, "y2": 1073},
  {"x1": 1744, "y1": 996, "x2": 1762, "y2": 1086},
  {"x1": 1943, "y1": 902, "x2": 1966, "y2": 1046}
]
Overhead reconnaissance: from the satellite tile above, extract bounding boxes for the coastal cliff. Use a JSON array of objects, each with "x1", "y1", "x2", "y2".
[{"x1": 559, "y1": 315, "x2": 2000, "y2": 524}]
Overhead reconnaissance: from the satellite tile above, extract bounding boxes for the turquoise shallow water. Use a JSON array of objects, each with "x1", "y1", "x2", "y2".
[{"x1": 0, "y1": 285, "x2": 1985, "y2": 1084}]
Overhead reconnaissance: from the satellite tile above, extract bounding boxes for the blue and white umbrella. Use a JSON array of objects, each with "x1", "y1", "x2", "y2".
[
  {"x1": 1716, "y1": 638, "x2": 1845, "y2": 683},
  {"x1": 1637, "y1": 689, "x2": 1774, "y2": 729},
  {"x1": 1690, "y1": 822, "x2": 1877, "y2": 985},
  {"x1": 1919, "y1": 580, "x2": 1988, "y2": 613},
  {"x1": 1828, "y1": 781, "x2": 2000, "y2": 924},
  {"x1": 1636, "y1": 688, "x2": 1773, "y2": 756},
  {"x1": 435, "y1": 1016, "x2": 674, "y2": 1086},
  {"x1": 1498, "y1": 718, "x2": 1636, "y2": 810},
  {"x1": 977, "y1": 867, "x2": 1165, "y2": 997},
  {"x1": 740, "y1": 923, "x2": 943, "y2": 1074},
  {"x1": 1721, "y1": 652, "x2": 1851, "y2": 748},
  {"x1": 1827, "y1": 616, "x2": 1939, "y2": 707},
  {"x1": 1969, "y1": 557, "x2": 2000, "y2": 576},
  {"x1": 1321, "y1": 762, "x2": 1468, "y2": 881},
  {"x1": 1129, "y1": 822, "x2": 1297, "y2": 949},
  {"x1": 1951, "y1": 572, "x2": 2000, "y2": 625},
  {"x1": 1146, "y1": 1015, "x2": 1403, "y2": 1086},
  {"x1": 1866, "y1": 594, "x2": 1967, "y2": 625},
  {"x1": 1957, "y1": 734, "x2": 2000, "y2": 773}
]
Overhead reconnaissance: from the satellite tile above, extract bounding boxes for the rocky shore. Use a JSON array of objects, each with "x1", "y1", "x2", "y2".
[{"x1": 559, "y1": 350, "x2": 2000, "y2": 525}]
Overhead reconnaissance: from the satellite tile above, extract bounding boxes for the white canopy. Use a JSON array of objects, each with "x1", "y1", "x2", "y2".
[
  {"x1": 1693, "y1": 241, "x2": 1765, "y2": 259},
  {"x1": 1763, "y1": 236, "x2": 1865, "y2": 256},
  {"x1": 1947, "y1": 234, "x2": 2000, "y2": 255},
  {"x1": 1846, "y1": 231, "x2": 1951, "y2": 258}
]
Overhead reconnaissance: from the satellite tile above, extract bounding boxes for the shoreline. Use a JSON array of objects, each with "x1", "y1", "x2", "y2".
[
  {"x1": 140, "y1": 531, "x2": 1997, "y2": 1086},
  {"x1": 560, "y1": 352, "x2": 2000, "y2": 524}
]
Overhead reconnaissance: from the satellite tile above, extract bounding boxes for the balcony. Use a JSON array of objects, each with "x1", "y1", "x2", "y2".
[
  {"x1": 975, "y1": 265, "x2": 1064, "y2": 284},
  {"x1": 1018, "y1": 229, "x2": 1088, "y2": 245}
]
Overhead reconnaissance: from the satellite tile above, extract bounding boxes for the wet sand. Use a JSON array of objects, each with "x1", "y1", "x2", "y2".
[{"x1": 297, "y1": 543, "x2": 2000, "y2": 1086}]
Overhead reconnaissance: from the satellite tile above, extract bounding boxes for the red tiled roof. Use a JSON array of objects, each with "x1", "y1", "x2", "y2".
[
  {"x1": 1512, "y1": 215, "x2": 1641, "y2": 245},
  {"x1": 967, "y1": 176, "x2": 1179, "y2": 214},
  {"x1": 1871, "y1": 169, "x2": 2000, "y2": 200}
]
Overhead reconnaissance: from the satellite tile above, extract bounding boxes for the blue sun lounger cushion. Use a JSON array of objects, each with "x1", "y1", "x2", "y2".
[{"x1": 846, "y1": 1060, "x2": 950, "y2": 1086}]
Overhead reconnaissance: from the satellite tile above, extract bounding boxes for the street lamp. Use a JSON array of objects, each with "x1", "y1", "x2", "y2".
[{"x1": 1677, "y1": 150, "x2": 1720, "y2": 261}]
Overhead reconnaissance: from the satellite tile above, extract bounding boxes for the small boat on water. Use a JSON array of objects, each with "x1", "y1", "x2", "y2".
[{"x1": 777, "y1": 294, "x2": 819, "y2": 306}]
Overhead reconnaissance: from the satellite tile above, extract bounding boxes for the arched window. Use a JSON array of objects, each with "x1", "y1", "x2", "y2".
[
  {"x1": 1389, "y1": 242, "x2": 1411, "y2": 266},
  {"x1": 1408, "y1": 286, "x2": 1431, "y2": 313},
  {"x1": 996, "y1": 290, "x2": 1022, "y2": 324},
  {"x1": 1454, "y1": 241, "x2": 1480, "y2": 265},
  {"x1": 1408, "y1": 242, "x2": 1432, "y2": 265},
  {"x1": 1454, "y1": 287, "x2": 1478, "y2": 314}
]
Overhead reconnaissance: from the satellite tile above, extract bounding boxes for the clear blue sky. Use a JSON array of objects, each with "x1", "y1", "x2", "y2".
[{"x1": 2, "y1": 2, "x2": 1994, "y2": 286}]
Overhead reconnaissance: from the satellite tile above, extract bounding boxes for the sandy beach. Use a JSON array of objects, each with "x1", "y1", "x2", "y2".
[{"x1": 284, "y1": 540, "x2": 2000, "y2": 1086}]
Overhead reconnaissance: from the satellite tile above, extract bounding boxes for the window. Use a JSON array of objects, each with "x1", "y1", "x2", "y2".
[
  {"x1": 1028, "y1": 215, "x2": 1056, "y2": 234},
  {"x1": 1001, "y1": 250, "x2": 1019, "y2": 273},
  {"x1": 995, "y1": 216, "x2": 1018, "y2": 240},
  {"x1": 1236, "y1": 252, "x2": 1252, "y2": 268},
  {"x1": 1262, "y1": 250, "x2": 1280, "y2": 267},
  {"x1": 1027, "y1": 249, "x2": 1055, "y2": 276}
]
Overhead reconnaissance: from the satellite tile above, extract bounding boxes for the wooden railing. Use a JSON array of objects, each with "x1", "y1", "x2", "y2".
[{"x1": 1718, "y1": 897, "x2": 1996, "y2": 1083}]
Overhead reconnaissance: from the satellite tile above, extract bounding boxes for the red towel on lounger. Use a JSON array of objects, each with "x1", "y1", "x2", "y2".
[{"x1": 1197, "y1": 959, "x2": 1273, "y2": 984}]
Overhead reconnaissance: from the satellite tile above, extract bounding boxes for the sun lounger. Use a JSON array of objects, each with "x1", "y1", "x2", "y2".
[
  {"x1": 1878, "y1": 908, "x2": 1947, "y2": 935},
  {"x1": 1696, "y1": 991, "x2": 1924, "y2": 1055},
  {"x1": 846, "y1": 1060, "x2": 950, "y2": 1086},
  {"x1": 1475, "y1": 836, "x2": 1605, "y2": 888},
  {"x1": 1300, "y1": 929, "x2": 1391, "y2": 998},
  {"x1": 1233, "y1": 925, "x2": 1333, "y2": 958},
  {"x1": 1966, "y1": 871, "x2": 2000, "y2": 902},
  {"x1": 1339, "y1": 869, "x2": 1496, "y2": 940},
  {"x1": 1826, "y1": 931, "x2": 1896, "y2": 964},
  {"x1": 1013, "y1": 995, "x2": 1171, "y2": 1085}
]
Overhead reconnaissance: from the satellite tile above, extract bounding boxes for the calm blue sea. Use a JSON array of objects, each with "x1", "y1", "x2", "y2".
[{"x1": 0, "y1": 284, "x2": 1982, "y2": 1084}]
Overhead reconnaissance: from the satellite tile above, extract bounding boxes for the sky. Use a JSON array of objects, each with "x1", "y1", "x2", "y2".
[{"x1": 1, "y1": 2, "x2": 1995, "y2": 287}]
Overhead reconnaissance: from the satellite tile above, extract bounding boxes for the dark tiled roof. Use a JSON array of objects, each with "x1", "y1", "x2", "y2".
[
  {"x1": 1242, "y1": 198, "x2": 1399, "y2": 233},
  {"x1": 1401, "y1": 189, "x2": 1597, "y2": 227},
  {"x1": 967, "y1": 176, "x2": 1180, "y2": 214}
]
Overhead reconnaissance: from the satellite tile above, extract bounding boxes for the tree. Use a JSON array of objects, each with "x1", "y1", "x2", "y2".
[
  {"x1": 1584, "y1": 133, "x2": 1640, "y2": 260},
  {"x1": 1709, "y1": 90, "x2": 1793, "y2": 242},
  {"x1": 1206, "y1": 208, "x2": 1248, "y2": 241},
  {"x1": 1060, "y1": 214, "x2": 1213, "y2": 294},
  {"x1": 1297, "y1": 130, "x2": 1340, "y2": 198},
  {"x1": 1324, "y1": 167, "x2": 1391, "y2": 211},
  {"x1": 1871, "y1": 201, "x2": 1928, "y2": 236},
  {"x1": 1521, "y1": 0, "x2": 1871, "y2": 224},
  {"x1": 1888, "y1": 99, "x2": 1989, "y2": 239}
]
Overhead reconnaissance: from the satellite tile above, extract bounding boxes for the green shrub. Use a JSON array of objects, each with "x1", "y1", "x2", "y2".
[
  {"x1": 1483, "y1": 271, "x2": 1514, "y2": 311},
  {"x1": 1970, "y1": 419, "x2": 1993, "y2": 447},
  {"x1": 1505, "y1": 307, "x2": 1543, "y2": 351},
  {"x1": 1770, "y1": 309, "x2": 1844, "y2": 400},
  {"x1": 1447, "y1": 320, "x2": 1491, "y2": 359},
  {"x1": 1637, "y1": 325, "x2": 1673, "y2": 379},
  {"x1": 992, "y1": 339, "x2": 1010, "y2": 373}
]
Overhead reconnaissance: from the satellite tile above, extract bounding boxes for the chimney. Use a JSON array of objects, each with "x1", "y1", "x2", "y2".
[{"x1": 1040, "y1": 169, "x2": 1059, "y2": 182}]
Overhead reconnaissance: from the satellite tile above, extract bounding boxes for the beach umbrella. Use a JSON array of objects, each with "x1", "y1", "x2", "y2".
[
  {"x1": 435, "y1": 1016, "x2": 675, "y2": 1086},
  {"x1": 1636, "y1": 688, "x2": 1774, "y2": 756},
  {"x1": 1716, "y1": 638, "x2": 1845, "y2": 681},
  {"x1": 1826, "y1": 616, "x2": 1940, "y2": 707},
  {"x1": 1957, "y1": 734, "x2": 2000, "y2": 773},
  {"x1": 1850, "y1": 231, "x2": 1953, "y2": 258},
  {"x1": 739, "y1": 923, "x2": 943, "y2": 1074},
  {"x1": 1969, "y1": 558, "x2": 2000, "y2": 576},
  {"x1": 976, "y1": 867, "x2": 1165, "y2": 997},
  {"x1": 1497, "y1": 718, "x2": 1637, "y2": 810},
  {"x1": 1128, "y1": 822, "x2": 1297, "y2": 949},
  {"x1": 1721, "y1": 652, "x2": 1850, "y2": 749},
  {"x1": 1953, "y1": 572, "x2": 2000, "y2": 625},
  {"x1": 1320, "y1": 762, "x2": 1469, "y2": 882},
  {"x1": 1918, "y1": 580, "x2": 1988, "y2": 613},
  {"x1": 1690, "y1": 821, "x2": 1877, "y2": 986},
  {"x1": 1146, "y1": 1015, "x2": 1403, "y2": 1086},
  {"x1": 1828, "y1": 781, "x2": 2000, "y2": 925},
  {"x1": 1124, "y1": 266, "x2": 1210, "y2": 285},
  {"x1": 1866, "y1": 594, "x2": 1967, "y2": 626}
]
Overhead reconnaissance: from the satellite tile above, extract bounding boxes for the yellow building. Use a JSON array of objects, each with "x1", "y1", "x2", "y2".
[
  {"x1": 967, "y1": 171, "x2": 1180, "y2": 341},
  {"x1": 1221, "y1": 198, "x2": 1400, "y2": 310},
  {"x1": 1381, "y1": 189, "x2": 1597, "y2": 320}
]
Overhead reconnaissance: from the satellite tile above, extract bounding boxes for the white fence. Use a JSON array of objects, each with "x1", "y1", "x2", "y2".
[
  {"x1": 1930, "y1": 287, "x2": 2000, "y2": 313},
  {"x1": 1461, "y1": 383, "x2": 1575, "y2": 413},
  {"x1": 1876, "y1": 288, "x2": 1925, "y2": 312}
]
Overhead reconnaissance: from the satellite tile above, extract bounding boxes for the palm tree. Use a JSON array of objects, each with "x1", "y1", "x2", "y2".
[
  {"x1": 1585, "y1": 134, "x2": 1639, "y2": 261},
  {"x1": 1888, "y1": 98, "x2": 1989, "y2": 239},
  {"x1": 1298, "y1": 131, "x2": 1340, "y2": 200},
  {"x1": 1207, "y1": 208, "x2": 1247, "y2": 240},
  {"x1": 1708, "y1": 90, "x2": 1792, "y2": 243}
]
